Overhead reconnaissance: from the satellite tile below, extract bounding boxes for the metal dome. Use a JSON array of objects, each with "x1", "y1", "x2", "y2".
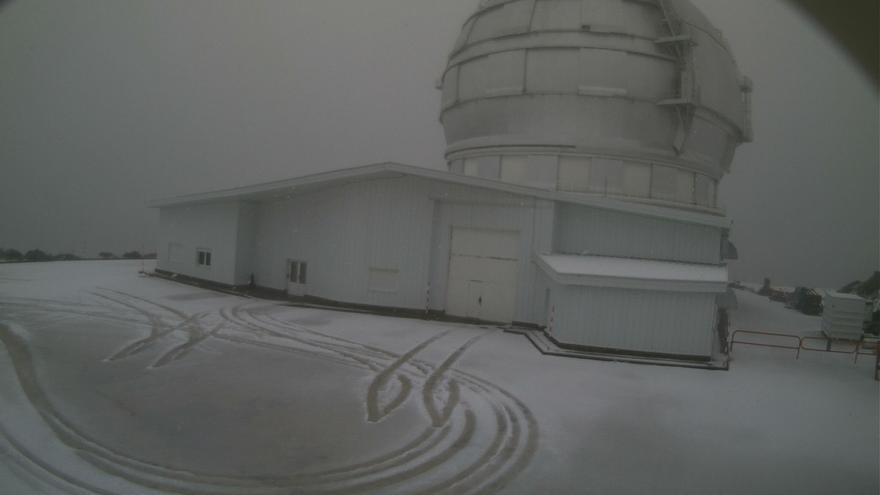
[{"x1": 439, "y1": 0, "x2": 752, "y2": 212}]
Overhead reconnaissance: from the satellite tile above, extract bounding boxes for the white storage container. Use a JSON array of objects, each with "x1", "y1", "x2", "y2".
[{"x1": 821, "y1": 291, "x2": 870, "y2": 340}]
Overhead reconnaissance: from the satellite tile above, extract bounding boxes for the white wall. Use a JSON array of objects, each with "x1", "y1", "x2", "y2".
[
  {"x1": 251, "y1": 175, "x2": 554, "y2": 321},
  {"x1": 548, "y1": 281, "x2": 718, "y2": 358},
  {"x1": 157, "y1": 201, "x2": 243, "y2": 286},
  {"x1": 554, "y1": 203, "x2": 723, "y2": 264},
  {"x1": 234, "y1": 202, "x2": 258, "y2": 285},
  {"x1": 253, "y1": 176, "x2": 436, "y2": 309},
  {"x1": 426, "y1": 186, "x2": 554, "y2": 323}
]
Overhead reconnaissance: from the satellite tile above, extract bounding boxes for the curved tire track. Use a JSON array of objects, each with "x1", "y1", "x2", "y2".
[{"x1": 0, "y1": 292, "x2": 538, "y2": 495}]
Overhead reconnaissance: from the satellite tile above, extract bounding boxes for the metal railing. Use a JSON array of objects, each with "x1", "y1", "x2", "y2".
[
  {"x1": 854, "y1": 339, "x2": 880, "y2": 381},
  {"x1": 800, "y1": 336, "x2": 859, "y2": 357},
  {"x1": 730, "y1": 330, "x2": 880, "y2": 380},
  {"x1": 855, "y1": 338, "x2": 879, "y2": 357},
  {"x1": 730, "y1": 330, "x2": 803, "y2": 358}
]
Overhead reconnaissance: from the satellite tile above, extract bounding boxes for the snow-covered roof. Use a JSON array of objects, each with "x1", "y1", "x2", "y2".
[
  {"x1": 536, "y1": 254, "x2": 729, "y2": 293},
  {"x1": 148, "y1": 162, "x2": 730, "y2": 228},
  {"x1": 819, "y1": 290, "x2": 867, "y2": 302}
]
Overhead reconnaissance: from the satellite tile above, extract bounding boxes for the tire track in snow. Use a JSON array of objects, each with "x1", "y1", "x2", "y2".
[
  {"x1": 0, "y1": 293, "x2": 539, "y2": 495},
  {"x1": 422, "y1": 333, "x2": 487, "y2": 427},
  {"x1": 243, "y1": 306, "x2": 538, "y2": 494},
  {"x1": 365, "y1": 330, "x2": 451, "y2": 423},
  {"x1": 150, "y1": 321, "x2": 225, "y2": 369}
]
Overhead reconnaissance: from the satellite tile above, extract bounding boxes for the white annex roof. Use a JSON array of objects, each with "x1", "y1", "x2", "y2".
[
  {"x1": 148, "y1": 162, "x2": 730, "y2": 228},
  {"x1": 537, "y1": 254, "x2": 729, "y2": 293},
  {"x1": 819, "y1": 290, "x2": 867, "y2": 302}
]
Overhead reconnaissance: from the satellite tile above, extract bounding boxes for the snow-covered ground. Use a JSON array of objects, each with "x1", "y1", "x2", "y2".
[{"x1": 0, "y1": 261, "x2": 877, "y2": 494}]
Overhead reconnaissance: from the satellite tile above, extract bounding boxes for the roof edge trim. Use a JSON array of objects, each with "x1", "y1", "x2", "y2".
[
  {"x1": 535, "y1": 254, "x2": 729, "y2": 294},
  {"x1": 147, "y1": 162, "x2": 730, "y2": 228}
]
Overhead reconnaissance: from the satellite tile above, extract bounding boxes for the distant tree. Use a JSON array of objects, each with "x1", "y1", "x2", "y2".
[
  {"x1": 1, "y1": 248, "x2": 22, "y2": 260},
  {"x1": 122, "y1": 251, "x2": 142, "y2": 259},
  {"x1": 54, "y1": 253, "x2": 81, "y2": 261},
  {"x1": 24, "y1": 249, "x2": 52, "y2": 261},
  {"x1": 98, "y1": 251, "x2": 115, "y2": 259},
  {"x1": 142, "y1": 252, "x2": 158, "y2": 260}
]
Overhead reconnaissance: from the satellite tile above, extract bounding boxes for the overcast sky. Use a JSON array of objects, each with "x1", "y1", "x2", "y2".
[{"x1": 0, "y1": 0, "x2": 877, "y2": 288}]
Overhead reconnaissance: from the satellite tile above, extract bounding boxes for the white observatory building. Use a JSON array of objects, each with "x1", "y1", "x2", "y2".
[{"x1": 152, "y1": 0, "x2": 751, "y2": 363}]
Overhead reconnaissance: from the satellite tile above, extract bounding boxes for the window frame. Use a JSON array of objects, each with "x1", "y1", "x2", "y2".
[
  {"x1": 289, "y1": 260, "x2": 308, "y2": 284},
  {"x1": 196, "y1": 248, "x2": 212, "y2": 268}
]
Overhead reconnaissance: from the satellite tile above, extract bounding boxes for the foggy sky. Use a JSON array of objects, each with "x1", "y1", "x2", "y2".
[{"x1": 0, "y1": 0, "x2": 877, "y2": 288}]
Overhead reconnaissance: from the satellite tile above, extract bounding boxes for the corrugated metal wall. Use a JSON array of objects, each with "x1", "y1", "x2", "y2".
[
  {"x1": 234, "y1": 202, "x2": 258, "y2": 285},
  {"x1": 157, "y1": 201, "x2": 244, "y2": 286},
  {"x1": 252, "y1": 176, "x2": 554, "y2": 322},
  {"x1": 425, "y1": 183, "x2": 554, "y2": 323},
  {"x1": 157, "y1": 177, "x2": 720, "y2": 356},
  {"x1": 548, "y1": 281, "x2": 717, "y2": 357},
  {"x1": 554, "y1": 203, "x2": 721, "y2": 264},
  {"x1": 253, "y1": 176, "x2": 437, "y2": 310}
]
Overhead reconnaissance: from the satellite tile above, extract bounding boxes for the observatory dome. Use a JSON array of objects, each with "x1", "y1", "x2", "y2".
[{"x1": 439, "y1": 0, "x2": 752, "y2": 211}]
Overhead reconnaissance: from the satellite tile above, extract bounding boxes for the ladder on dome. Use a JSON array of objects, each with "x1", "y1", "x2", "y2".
[{"x1": 653, "y1": 0, "x2": 698, "y2": 154}]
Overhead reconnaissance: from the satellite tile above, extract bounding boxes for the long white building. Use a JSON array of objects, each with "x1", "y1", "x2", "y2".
[{"x1": 152, "y1": 0, "x2": 751, "y2": 363}]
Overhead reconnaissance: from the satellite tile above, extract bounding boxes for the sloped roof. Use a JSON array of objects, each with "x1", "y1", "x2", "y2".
[
  {"x1": 537, "y1": 253, "x2": 729, "y2": 293},
  {"x1": 148, "y1": 162, "x2": 730, "y2": 228}
]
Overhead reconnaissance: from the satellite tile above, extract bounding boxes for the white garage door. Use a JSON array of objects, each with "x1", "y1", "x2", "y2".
[{"x1": 446, "y1": 228, "x2": 520, "y2": 322}]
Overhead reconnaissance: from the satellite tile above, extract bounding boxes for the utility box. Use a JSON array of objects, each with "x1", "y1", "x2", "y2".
[{"x1": 821, "y1": 291, "x2": 870, "y2": 340}]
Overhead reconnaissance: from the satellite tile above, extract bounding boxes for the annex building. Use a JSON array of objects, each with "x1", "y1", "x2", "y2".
[{"x1": 152, "y1": 0, "x2": 751, "y2": 363}]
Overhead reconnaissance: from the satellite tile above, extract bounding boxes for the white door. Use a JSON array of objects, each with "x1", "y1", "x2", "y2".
[
  {"x1": 287, "y1": 260, "x2": 307, "y2": 297},
  {"x1": 446, "y1": 228, "x2": 519, "y2": 322}
]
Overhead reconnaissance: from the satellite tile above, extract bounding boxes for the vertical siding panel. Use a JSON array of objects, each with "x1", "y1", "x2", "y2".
[
  {"x1": 426, "y1": 185, "x2": 541, "y2": 323},
  {"x1": 555, "y1": 203, "x2": 721, "y2": 264},
  {"x1": 157, "y1": 202, "x2": 241, "y2": 286},
  {"x1": 553, "y1": 285, "x2": 715, "y2": 357},
  {"x1": 251, "y1": 176, "x2": 433, "y2": 308}
]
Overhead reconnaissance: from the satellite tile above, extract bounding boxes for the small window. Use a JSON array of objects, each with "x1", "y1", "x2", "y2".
[
  {"x1": 651, "y1": 165, "x2": 696, "y2": 204},
  {"x1": 651, "y1": 165, "x2": 678, "y2": 202},
  {"x1": 558, "y1": 156, "x2": 590, "y2": 192},
  {"x1": 463, "y1": 156, "x2": 500, "y2": 179},
  {"x1": 588, "y1": 158, "x2": 624, "y2": 195},
  {"x1": 675, "y1": 170, "x2": 696, "y2": 204},
  {"x1": 289, "y1": 260, "x2": 308, "y2": 284},
  {"x1": 695, "y1": 174, "x2": 717, "y2": 207},
  {"x1": 500, "y1": 155, "x2": 530, "y2": 185},
  {"x1": 196, "y1": 249, "x2": 212, "y2": 267}
]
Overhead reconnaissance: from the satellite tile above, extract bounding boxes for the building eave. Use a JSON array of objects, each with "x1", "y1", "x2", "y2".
[
  {"x1": 148, "y1": 162, "x2": 731, "y2": 228},
  {"x1": 535, "y1": 254, "x2": 729, "y2": 294}
]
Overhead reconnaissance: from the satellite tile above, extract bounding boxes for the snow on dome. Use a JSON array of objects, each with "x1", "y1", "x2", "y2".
[{"x1": 439, "y1": 0, "x2": 752, "y2": 212}]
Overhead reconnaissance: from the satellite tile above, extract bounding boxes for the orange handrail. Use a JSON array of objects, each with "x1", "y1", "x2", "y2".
[
  {"x1": 730, "y1": 331, "x2": 880, "y2": 378},
  {"x1": 800, "y1": 336, "x2": 859, "y2": 356},
  {"x1": 730, "y1": 330, "x2": 802, "y2": 358}
]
